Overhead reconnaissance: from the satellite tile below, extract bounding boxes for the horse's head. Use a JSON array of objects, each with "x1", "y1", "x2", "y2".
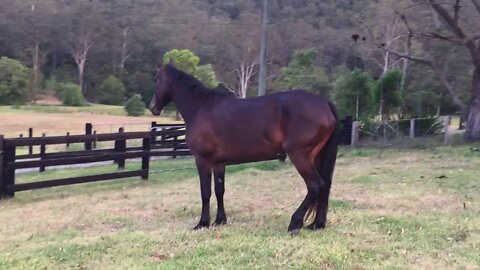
[{"x1": 149, "y1": 63, "x2": 173, "y2": 116}]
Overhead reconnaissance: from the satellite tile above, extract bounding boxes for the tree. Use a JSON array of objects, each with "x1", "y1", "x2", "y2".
[
  {"x1": 163, "y1": 49, "x2": 219, "y2": 88},
  {"x1": 372, "y1": 0, "x2": 480, "y2": 140},
  {"x1": 60, "y1": 82, "x2": 84, "y2": 106},
  {"x1": 96, "y1": 75, "x2": 126, "y2": 105},
  {"x1": 374, "y1": 69, "x2": 403, "y2": 119},
  {"x1": 0, "y1": 57, "x2": 30, "y2": 105},
  {"x1": 163, "y1": 49, "x2": 200, "y2": 75},
  {"x1": 124, "y1": 94, "x2": 146, "y2": 116},
  {"x1": 277, "y1": 49, "x2": 330, "y2": 95},
  {"x1": 331, "y1": 68, "x2": 374, "y2": 119},
  {"x1": 234, "y1": 61, "x2": 256, "y2": 98},
  {"x1": 57, "y1": 0, "x2": 106, "y2": 94}
]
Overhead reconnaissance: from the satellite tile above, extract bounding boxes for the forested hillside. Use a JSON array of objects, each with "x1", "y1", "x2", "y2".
[{"x1": 1, "y1": 0, "x2": 479, "y2": 138}]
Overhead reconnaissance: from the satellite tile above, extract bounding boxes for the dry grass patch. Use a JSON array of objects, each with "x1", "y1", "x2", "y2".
[{"x1": 0, "y1": 105, "x2": 180, "y2": 137}]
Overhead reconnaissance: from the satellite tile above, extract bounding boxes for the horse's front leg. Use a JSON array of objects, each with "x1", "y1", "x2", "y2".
[
  {"x1": 213, "y1": 164, "x2": 227, "y2": 226},
  {"x1": 193, "y1": 158, "x2": 212, "y2": 230}
]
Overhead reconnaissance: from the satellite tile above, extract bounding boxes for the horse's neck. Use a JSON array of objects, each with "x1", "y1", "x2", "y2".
[{"x1": 172, "y1": 84, "x2": 213, "y2": 124}]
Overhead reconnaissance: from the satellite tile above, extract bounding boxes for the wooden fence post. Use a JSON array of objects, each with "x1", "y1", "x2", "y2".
[
  {"x1": 28, "y1": 128, "x2": 33, "y2": 155},
  {"x1": 444, "y1": 116, "x2": 452, "y2": 143},
  {"x1": 141, "y1": 136, "x2": 151, "y2": 180},
  {"x1": 85, "y1": 123, "x2": 92, "y2": 150},
  {"x1": 40, "y1": 133, "x2": 46, "y2": 172},
  {"x1": 410, "y1": 119, "x2": 415, "y2": 139},
  {"x1": 172, "y1": 135, "x2": 178, "y2": 159},
  {"x1": 115, "y1": 127, "x2": 126, "y2": 169},
  {"x1": 1, "y1": 139, "x2": 16, "y2": 198},
  {"x1": 351, "y1": 121, "x2": 360, "y2": 147},
  {"x1": 66, "y1": 132, "x2": 70, "y2": 148},
  {"x1": 93, "y1": 131, "x2": 97, "y2": 149},
  {"x1": 151, "y1": 121, "x2": 157, "y2": 145}
]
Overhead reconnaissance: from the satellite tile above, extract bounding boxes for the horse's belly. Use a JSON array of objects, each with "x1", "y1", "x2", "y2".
[{"x1": 213, "y1": 135, "x2": 283, "y2": 163}]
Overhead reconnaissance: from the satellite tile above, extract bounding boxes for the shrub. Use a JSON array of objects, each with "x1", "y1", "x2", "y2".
[
  {"x1": 124, "y1": 94, "x2": 146, "y2": 116},
  {"x1": 0, "y1": 57, "x2": 30, "y2": 105},
  {"x1": 59, "y1": 83, "x2": 84, "y2": 106},
  {"x1": 97, "y1": 75, "x2": 126, "y2": 105}
]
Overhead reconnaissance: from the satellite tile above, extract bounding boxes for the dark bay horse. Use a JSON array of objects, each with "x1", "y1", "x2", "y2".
[{"x1": 150, "y1": 63, "x2": 339, "y2": 235}]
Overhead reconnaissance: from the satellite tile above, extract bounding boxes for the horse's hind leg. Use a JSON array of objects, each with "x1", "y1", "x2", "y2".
[
  {"x1": 286, "y1": 151, "x2": 324, "y2": 235},
  {"x1": 213, "y1": 164, "x2": 227, "y2": 226},
  {"x1": 307, "y1": 148, "x2": 335, "y2": 230},
  {"x1": 306, "y1": 181, "x2": 331, "y2": 230}
]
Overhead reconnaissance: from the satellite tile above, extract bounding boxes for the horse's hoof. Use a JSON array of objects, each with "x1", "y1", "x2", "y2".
[
  {"x1": 212, "y1": 217, "x2": 227, "y2": 226},
  {"x1": 306, "y1": 222, "x2": 325, "y2": 231},
  {"x1": 289, "y1": 229, "x2": 301, "y2": 236},
  {"x1": 193, "y1": 222, "x2": 209, "y2": 230}
]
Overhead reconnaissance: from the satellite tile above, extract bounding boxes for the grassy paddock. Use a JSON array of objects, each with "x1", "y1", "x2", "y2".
[
  {"x1": 0, "y1": 146, "x2": 479, "y2": 269},
  {"x1": 0, "y1": 104, "x2": 180, "y2": 137}
]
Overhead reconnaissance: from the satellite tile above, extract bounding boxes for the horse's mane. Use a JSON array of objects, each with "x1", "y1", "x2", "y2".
[{"x1": 165, "y1": 64, "x2": 235, "y2": 97}]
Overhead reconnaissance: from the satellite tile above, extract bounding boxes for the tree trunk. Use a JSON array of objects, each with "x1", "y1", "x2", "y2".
[
  {"x1": 119, "y1": 27, "x2": 130, "y2": 72},
  {"x1": 78, "y1": 60, "x2": 85, "y2": 92},
  {"x1": 464, "y1": 65, "x2": 480, "y2": 140},
  {"x1": 32, "y1": 40, "x2": 40, "y2": 102},
  {"x1": 379, "y1": 90, "x2": 385, "y2": 120}
]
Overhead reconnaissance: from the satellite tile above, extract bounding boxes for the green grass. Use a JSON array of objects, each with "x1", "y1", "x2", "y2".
[{"x1": 1, "y1": 147, "x2": 479, "y2": 269}]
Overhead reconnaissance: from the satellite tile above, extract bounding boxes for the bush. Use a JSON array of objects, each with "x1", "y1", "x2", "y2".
[
  {"x1": 124, "y1": 94, "x2": 146, "y2": 116},
  {"x1": 59, "y1": 83, "x2": 84, "y2": 106},
  {"x1": 0, "y1": 57, "x2": 30, "y2": 105},
  {"x1": 97, "y1": 75, "x2": 126, "y2": 105}
]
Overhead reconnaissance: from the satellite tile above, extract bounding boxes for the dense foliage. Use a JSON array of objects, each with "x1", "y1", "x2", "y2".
[
  {"x1": 331, "y1": 69, "x2": 375, "y2": 119},
  {"x1": 59, "y1": 83, "x2": 84, "y2": 106},
  {"x1": 124, "y1": 94, "x2": 146, "y2": 116},
  {"x1": 277, "y1": 49, "x2": 329, "y2": 95},
  {"x1": 163, "y1": 49, "x2": 219, "y2": 88},
  {"x1": 96, "y1": 76, "x2": 126, "y2": 105},
  {"x1": 0, "y1": 57, "x2": 29, "y2": 105}
]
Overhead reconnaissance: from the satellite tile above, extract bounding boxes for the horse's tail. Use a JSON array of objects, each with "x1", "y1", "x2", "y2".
[
  {"x1": 305, "y1": 101, "x2": 340, "y2": 224},
  {"x1": 316, "y1": 101, "x2": 340, "y2": 185}
]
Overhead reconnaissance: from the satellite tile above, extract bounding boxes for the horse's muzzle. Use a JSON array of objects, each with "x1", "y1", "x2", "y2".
[
  {"x1": 150, "y1": 106, "x2": 160, "y2": 116},
  {"x1": 149, "y1": 99, "x2": 160, "y2": 115}
]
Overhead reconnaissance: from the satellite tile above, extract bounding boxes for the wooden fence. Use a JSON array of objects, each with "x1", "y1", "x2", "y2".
[{"x1": 0, "y1": 125, "x2": 192, "y2": 198}]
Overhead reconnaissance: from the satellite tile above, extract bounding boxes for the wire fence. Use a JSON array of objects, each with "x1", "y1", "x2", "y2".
[{"x1": 351, "y1": 116, "x2": 462, "y2": 146}]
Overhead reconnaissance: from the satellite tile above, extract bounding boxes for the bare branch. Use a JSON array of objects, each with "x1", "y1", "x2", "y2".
[
  {"x1": 428, "y1": 0, "x2": 479, "y2": 54},
  {"x1": 471, "y1": 0, "x2": 480, "y2": 14},
  {"x1": 454, "y1": 0, "x2": 461, "y2": 26},
  {"x1": 431, "y1": 65, "x2": 467, "y2": 111},
  {"x1": 428, "y1": 0, "x2": 466, "y2": 39},
  {"x1": 382, "y1": 48, "x2": 432, "y2": 65},
  {"x1": 420, "y1": 32, "x2": 463, "y2": 44}
]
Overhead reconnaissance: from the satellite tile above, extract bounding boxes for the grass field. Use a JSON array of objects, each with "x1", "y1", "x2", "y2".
[
  {"x1": 0, "y1": 146, "x2": 479, "y2": 269},
  {"x1": 0, "y1": 104, "x2": 180, "y2": 137}
]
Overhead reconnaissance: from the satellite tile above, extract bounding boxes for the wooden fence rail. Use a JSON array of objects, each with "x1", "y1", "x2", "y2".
[{"x1": 0, "y1": 126, "x2": 190, "y2": 198}]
